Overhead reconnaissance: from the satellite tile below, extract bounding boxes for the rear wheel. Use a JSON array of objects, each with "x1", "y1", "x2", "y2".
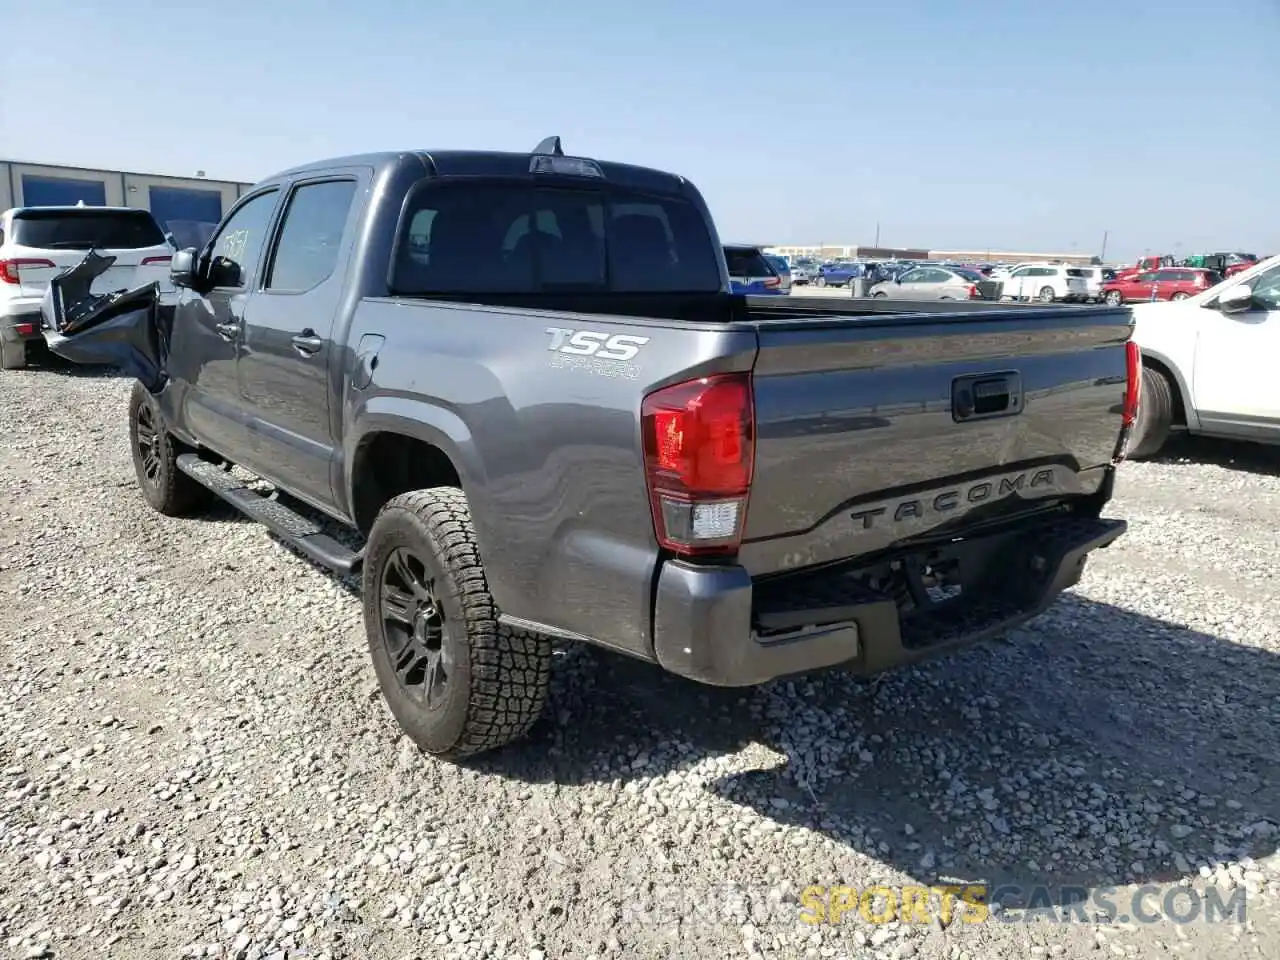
[
  {"x1": 872, "y1": 291, "x2": 888, "y2": 298},
  {"x1": 1171, "y1": 291, "x2": 1190, "y2": 301},
  {"x1": 1, "y1": 340, "x2": 27, "y2": 370},
  {"x1": 1038, "y1": 286, "x2": 1056, "y2": 303},
  {"x1": 129, "y1": 382, "x2": 213, "y2": 516},
  {"x1": 1129, "y1": 366, "x2": 1175, "y2": 459},
  {"x1": 1104, "y1": 290, "x2": 1123, "y2": 306},
  {"x1": 364, "y1": 488, "x2": 552, "y2": 759}
]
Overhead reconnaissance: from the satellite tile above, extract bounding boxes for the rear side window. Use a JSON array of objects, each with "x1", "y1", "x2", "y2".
[
  {"x1": 725, "y1": 247, "x2": 773, "y2": 278},
  {"x1": 1066, "y1": 268, "x2": 1089, "y2": 278},
  {"x1": 11, "y1": 209, "x2": 165, "y2": 250},
  {"x1": 391, "y1": 181, "x2": 721, "y2": 294},
  {"x1": 265, "y1": 180, "x2": 357, "y2": 292}
]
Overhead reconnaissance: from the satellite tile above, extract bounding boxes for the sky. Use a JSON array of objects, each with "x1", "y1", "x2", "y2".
[{"x1": 2, "y1": 0, "x2": 1277, "y2": 261}]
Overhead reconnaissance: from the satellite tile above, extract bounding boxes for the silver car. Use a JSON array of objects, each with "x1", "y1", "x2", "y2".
[{"x1": 868, "y1": 265, "x2": 994, "y2": 301}]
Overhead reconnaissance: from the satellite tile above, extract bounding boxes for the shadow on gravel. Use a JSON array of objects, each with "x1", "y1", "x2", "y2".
[
  {"x1": 476, "y1": 594, "x2": 1279, "y2": 907},
  {"x1": 1145, "y1": 435, "x2": 1280, "y2": 477},
  {"x1": 20, "y1": 351, "x2": 130, "y2": 379}
]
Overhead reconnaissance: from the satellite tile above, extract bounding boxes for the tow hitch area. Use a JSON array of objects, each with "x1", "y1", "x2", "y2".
[{"x1": 40, "y1": 249, "x2": 169, "y2": 391}]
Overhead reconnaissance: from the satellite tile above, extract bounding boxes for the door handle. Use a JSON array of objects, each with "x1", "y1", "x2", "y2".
[
  {"x1": 215, "y1": 321, "x2": 240, "y2": 341},
  {"x1": 291, "y1": 330, "x2": 323, "y2": 356}
]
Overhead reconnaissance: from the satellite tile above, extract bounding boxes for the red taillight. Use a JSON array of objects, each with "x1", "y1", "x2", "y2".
[
  {"x1": 1123, "y1": 339, "x2": 1141, "y2": 427},
  {"x1": 142, "y1": 255, "x2": 172, "y2": 266},
  {"x1": 14, "y1": 322, "x2": 36, "y2": 336},
  {"x1": 763, "y1": 277, "x2": 780, "y2": 289},
  {"x1": 1114, "y1": 339, "x2": 1142, "y2": 462},
  {"x1": 641, "y1": 373, "x2": 755, "y2": 557},
  {"x1": 0, "y1": 258, "x2": 56, "y2": 284},
  {"x1": 966, "y1": 284, "x2": 979, "y2": 299}
]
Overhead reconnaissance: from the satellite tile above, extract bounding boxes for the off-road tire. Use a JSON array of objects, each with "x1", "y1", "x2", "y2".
[
  {"x1": 363, "y1": 488, "x2": 552, "y2": 759},
  {"x1": 0, "y1": 339, "x2": 27, "y2": 370},
  {"x1": 128, "y1": 381, "x2": 213, "y2": 516},
  {"x1": 1128, "y1": 366, "x2": 1174, "y2": 460}
]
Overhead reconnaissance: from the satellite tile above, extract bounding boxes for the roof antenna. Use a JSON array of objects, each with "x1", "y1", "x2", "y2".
[{"x1": 532, "y1": 136, "x2": 564, "y2": 156}]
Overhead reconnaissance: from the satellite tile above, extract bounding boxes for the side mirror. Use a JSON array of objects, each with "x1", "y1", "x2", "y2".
[
  {"x1": 207, "y1": 256, "x2": 243, "y2": 288},
  {"x1": 169, "y1": 248, "x2": 201, "y2": 289},
  {"x1": 1218, "y1": 284, "x2": 1254, "y2": 314}
]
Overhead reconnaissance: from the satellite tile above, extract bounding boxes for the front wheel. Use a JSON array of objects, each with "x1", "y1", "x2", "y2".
[
  {"x1": 363, "y1": 488, "x2": 552, "y2": 759},
  {"x1": 1171, "y1": 292, "x2": 1190, "y2": 301},
  {"x1": 128, "y1": 381, "x2": 212, "y2": 516},
  {"x1": 872, "y1": 291, "x2": 888, "y2": 298},
  {"x1": 1104, "y1": 290, "x2": 1123, "y2": 307}
]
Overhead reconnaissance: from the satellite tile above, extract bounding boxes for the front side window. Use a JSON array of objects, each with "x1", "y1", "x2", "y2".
[
  {"x1": 266, "y1": 180, "x2": 357, "y2": 292},
  {"x1": 390, "y1": 181, "x2": 721, "y2": 295},
  {"x1": 207, "y1": 190, "x2": 279, "y2": 288}
]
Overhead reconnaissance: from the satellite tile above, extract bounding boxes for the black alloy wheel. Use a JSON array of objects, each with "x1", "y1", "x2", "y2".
[{"x1": 379, "y1": 546, "x2": 452, "y2": 708}]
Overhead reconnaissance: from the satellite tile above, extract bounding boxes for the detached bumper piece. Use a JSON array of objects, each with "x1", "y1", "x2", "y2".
[
  {"x1": 40, "y1": 249, "x2": 170, "y2": 391},
  {"x1": 652, "y1": 514, "x2": 1126, "y2": 687}
]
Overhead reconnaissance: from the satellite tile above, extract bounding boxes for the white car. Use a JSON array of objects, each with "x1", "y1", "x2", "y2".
[
  {"x1": 1000, "y1": 262, "x2": 1092, "y2": 303},
  {"x1": 1, "y1": 205, "x2": 175, "y2": 370},
  {"x1": 1128, "y1": 254, "x2": 1280, "y2": 457}
]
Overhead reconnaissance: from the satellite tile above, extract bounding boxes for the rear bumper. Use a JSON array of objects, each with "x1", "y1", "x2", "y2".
[
  {"x1": 651, "y1": 513, "x2": 1127, "y2": 687},
  {"x1": 1, "y1": 309, "x2": 43, "y2": 343}
]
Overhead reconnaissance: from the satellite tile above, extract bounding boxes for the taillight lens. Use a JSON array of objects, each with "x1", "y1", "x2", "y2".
[
  {"x1": 641, "y1": 374, "x2": 755, "y2": 557},
  {"x1": 763, "y1": 277, "x2": 780, "y2": 288},
  {"x1": 1123, "y1": 339, "x2": 1141, "y2": 427},
  {"x1": 966, "y1": 284, "x2": 979, "y2": 299},
  {"x1": 1114, "y1": 339, "x2": 1142, "y2": 462},
  {"x1": 0, "y1": 258, "x2": 56, "y2": 284},
  {"x1": 142, "y1": 255, "x2": 172, "y2": 266}
]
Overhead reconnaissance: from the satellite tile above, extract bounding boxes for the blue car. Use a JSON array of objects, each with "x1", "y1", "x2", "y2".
[
  {"x1": 815, "y1": 261, "x2": 861, "y2": 287},
  {"x1": 725, "y1": 244, "x2": 786, "y2": 295}
]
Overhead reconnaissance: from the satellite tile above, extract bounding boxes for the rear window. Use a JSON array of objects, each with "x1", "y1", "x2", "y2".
[
  {"x1": 1066, "y1": 268, "x2": 1091, "y2": 278},
  {"x1": 725, "y1": 248, "x2": 774, "y2": 278},
  {"x1": 951, "y1": 267, "x2": 985, "y2": 282},
  {"x1": 764, "y1": 255, "x2": 790, "y2": 274},
  {"x1": 391, "y1": 181, "x2": 721, "y2": 294},
  {"x1": 11, "y1": 209, "x2": 166, "y2": 250}
]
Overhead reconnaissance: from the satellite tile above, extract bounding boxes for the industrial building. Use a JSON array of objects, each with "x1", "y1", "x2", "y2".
[
  {"x1": 768, "y1": 244, "x2": 1096, "y2": 265},
  {"x1": 1, "y1": 159, "x2": 255, "y2": 250}
]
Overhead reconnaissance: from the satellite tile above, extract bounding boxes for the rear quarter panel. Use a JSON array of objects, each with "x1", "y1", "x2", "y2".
[{"x1": 344, "y1": 298, "x2": 758, "y2": 658}]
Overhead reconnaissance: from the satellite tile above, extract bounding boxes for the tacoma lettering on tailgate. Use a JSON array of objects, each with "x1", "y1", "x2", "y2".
[{"x1": 849, "y1": 468, "x2": 1060, "y2": 530}]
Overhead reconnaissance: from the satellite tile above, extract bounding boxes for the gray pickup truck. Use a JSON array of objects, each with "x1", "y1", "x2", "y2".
[{"x1": 45, "y1": 138, "x2": 1139, "y2": 760}]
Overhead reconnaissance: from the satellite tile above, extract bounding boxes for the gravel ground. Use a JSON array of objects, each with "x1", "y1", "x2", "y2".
[{"x1": 1, "y1": 362, "x2": 1277, "y2": 960}]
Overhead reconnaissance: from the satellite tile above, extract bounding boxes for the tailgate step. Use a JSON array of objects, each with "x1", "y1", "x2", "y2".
[{"x1": 176, "y1": 454, "x2": 363, "y2": 576}]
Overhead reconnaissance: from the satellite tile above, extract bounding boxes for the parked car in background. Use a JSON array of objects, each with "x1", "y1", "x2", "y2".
[
  {"x1": 1, "y1": 205, "x2": 174, "y2": 370},
  {"x1": 868, "y1": 265, "x2": 997, "y2": 301},
  {"x1": 790, "y1": 258, "x2": 818, "y2": 285},
  {"x1": 1000, "y1": 263, "x2": 1091, "y2": 303},
  {"x1": 1101, "y1": 267, "x2": 1221, "y2": 305},
  {"x1": 1126, "y1": 254, "x2": 1280, "y2": 457},
  {"x1": 764, "y1": 254, "x2": 793, "y2": 293},
  {"x1": 815, "y1": 260, "x2": 860, "y2": 287},
  {"x1": 1070, "y1": 265, "x2": 1105, "y2": 301},
  {"x1": 725, "y1": 244, "x2": 785, "y2": 295}
]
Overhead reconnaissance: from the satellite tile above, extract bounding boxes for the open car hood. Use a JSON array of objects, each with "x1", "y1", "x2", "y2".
[{"x1": 40, "y1": 249, "x2": 172, "y2": 392}]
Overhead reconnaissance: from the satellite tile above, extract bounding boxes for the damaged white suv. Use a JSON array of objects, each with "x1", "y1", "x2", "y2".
[{"x1": 0, "y1": 205, "x2": 175, "y2": 370}]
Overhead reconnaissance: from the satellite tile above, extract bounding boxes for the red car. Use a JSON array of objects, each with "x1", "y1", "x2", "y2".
[{"x1": 1101, "y1": 267, "x2": 1220, "y2": 305}]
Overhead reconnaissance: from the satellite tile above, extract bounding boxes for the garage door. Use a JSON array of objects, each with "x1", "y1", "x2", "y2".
[
  {"x1": 21, "y1": 175, "x2": 108, "y2": 207},
  {"x1": 148, "y1": 186, "x2": 224, "y2": 250}
]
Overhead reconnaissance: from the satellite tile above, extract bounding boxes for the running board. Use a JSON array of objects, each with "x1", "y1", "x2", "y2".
[{"x1": 176, "y1": 453, "x2": 364, "y2": 576}]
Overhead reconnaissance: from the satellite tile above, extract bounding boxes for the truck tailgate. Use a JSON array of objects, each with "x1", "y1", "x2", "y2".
[{"x1": 738, "y1": 306, "x2": 1133, "y2": 576}]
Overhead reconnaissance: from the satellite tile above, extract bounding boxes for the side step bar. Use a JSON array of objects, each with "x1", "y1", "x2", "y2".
[{"x1": 176, "y1": 453, "x2": 364, "y2": 576}]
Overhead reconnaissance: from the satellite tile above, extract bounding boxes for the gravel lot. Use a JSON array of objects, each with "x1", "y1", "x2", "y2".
[{"x1": 2, "y1": 362, "x2": 1277, "y2": 960}]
